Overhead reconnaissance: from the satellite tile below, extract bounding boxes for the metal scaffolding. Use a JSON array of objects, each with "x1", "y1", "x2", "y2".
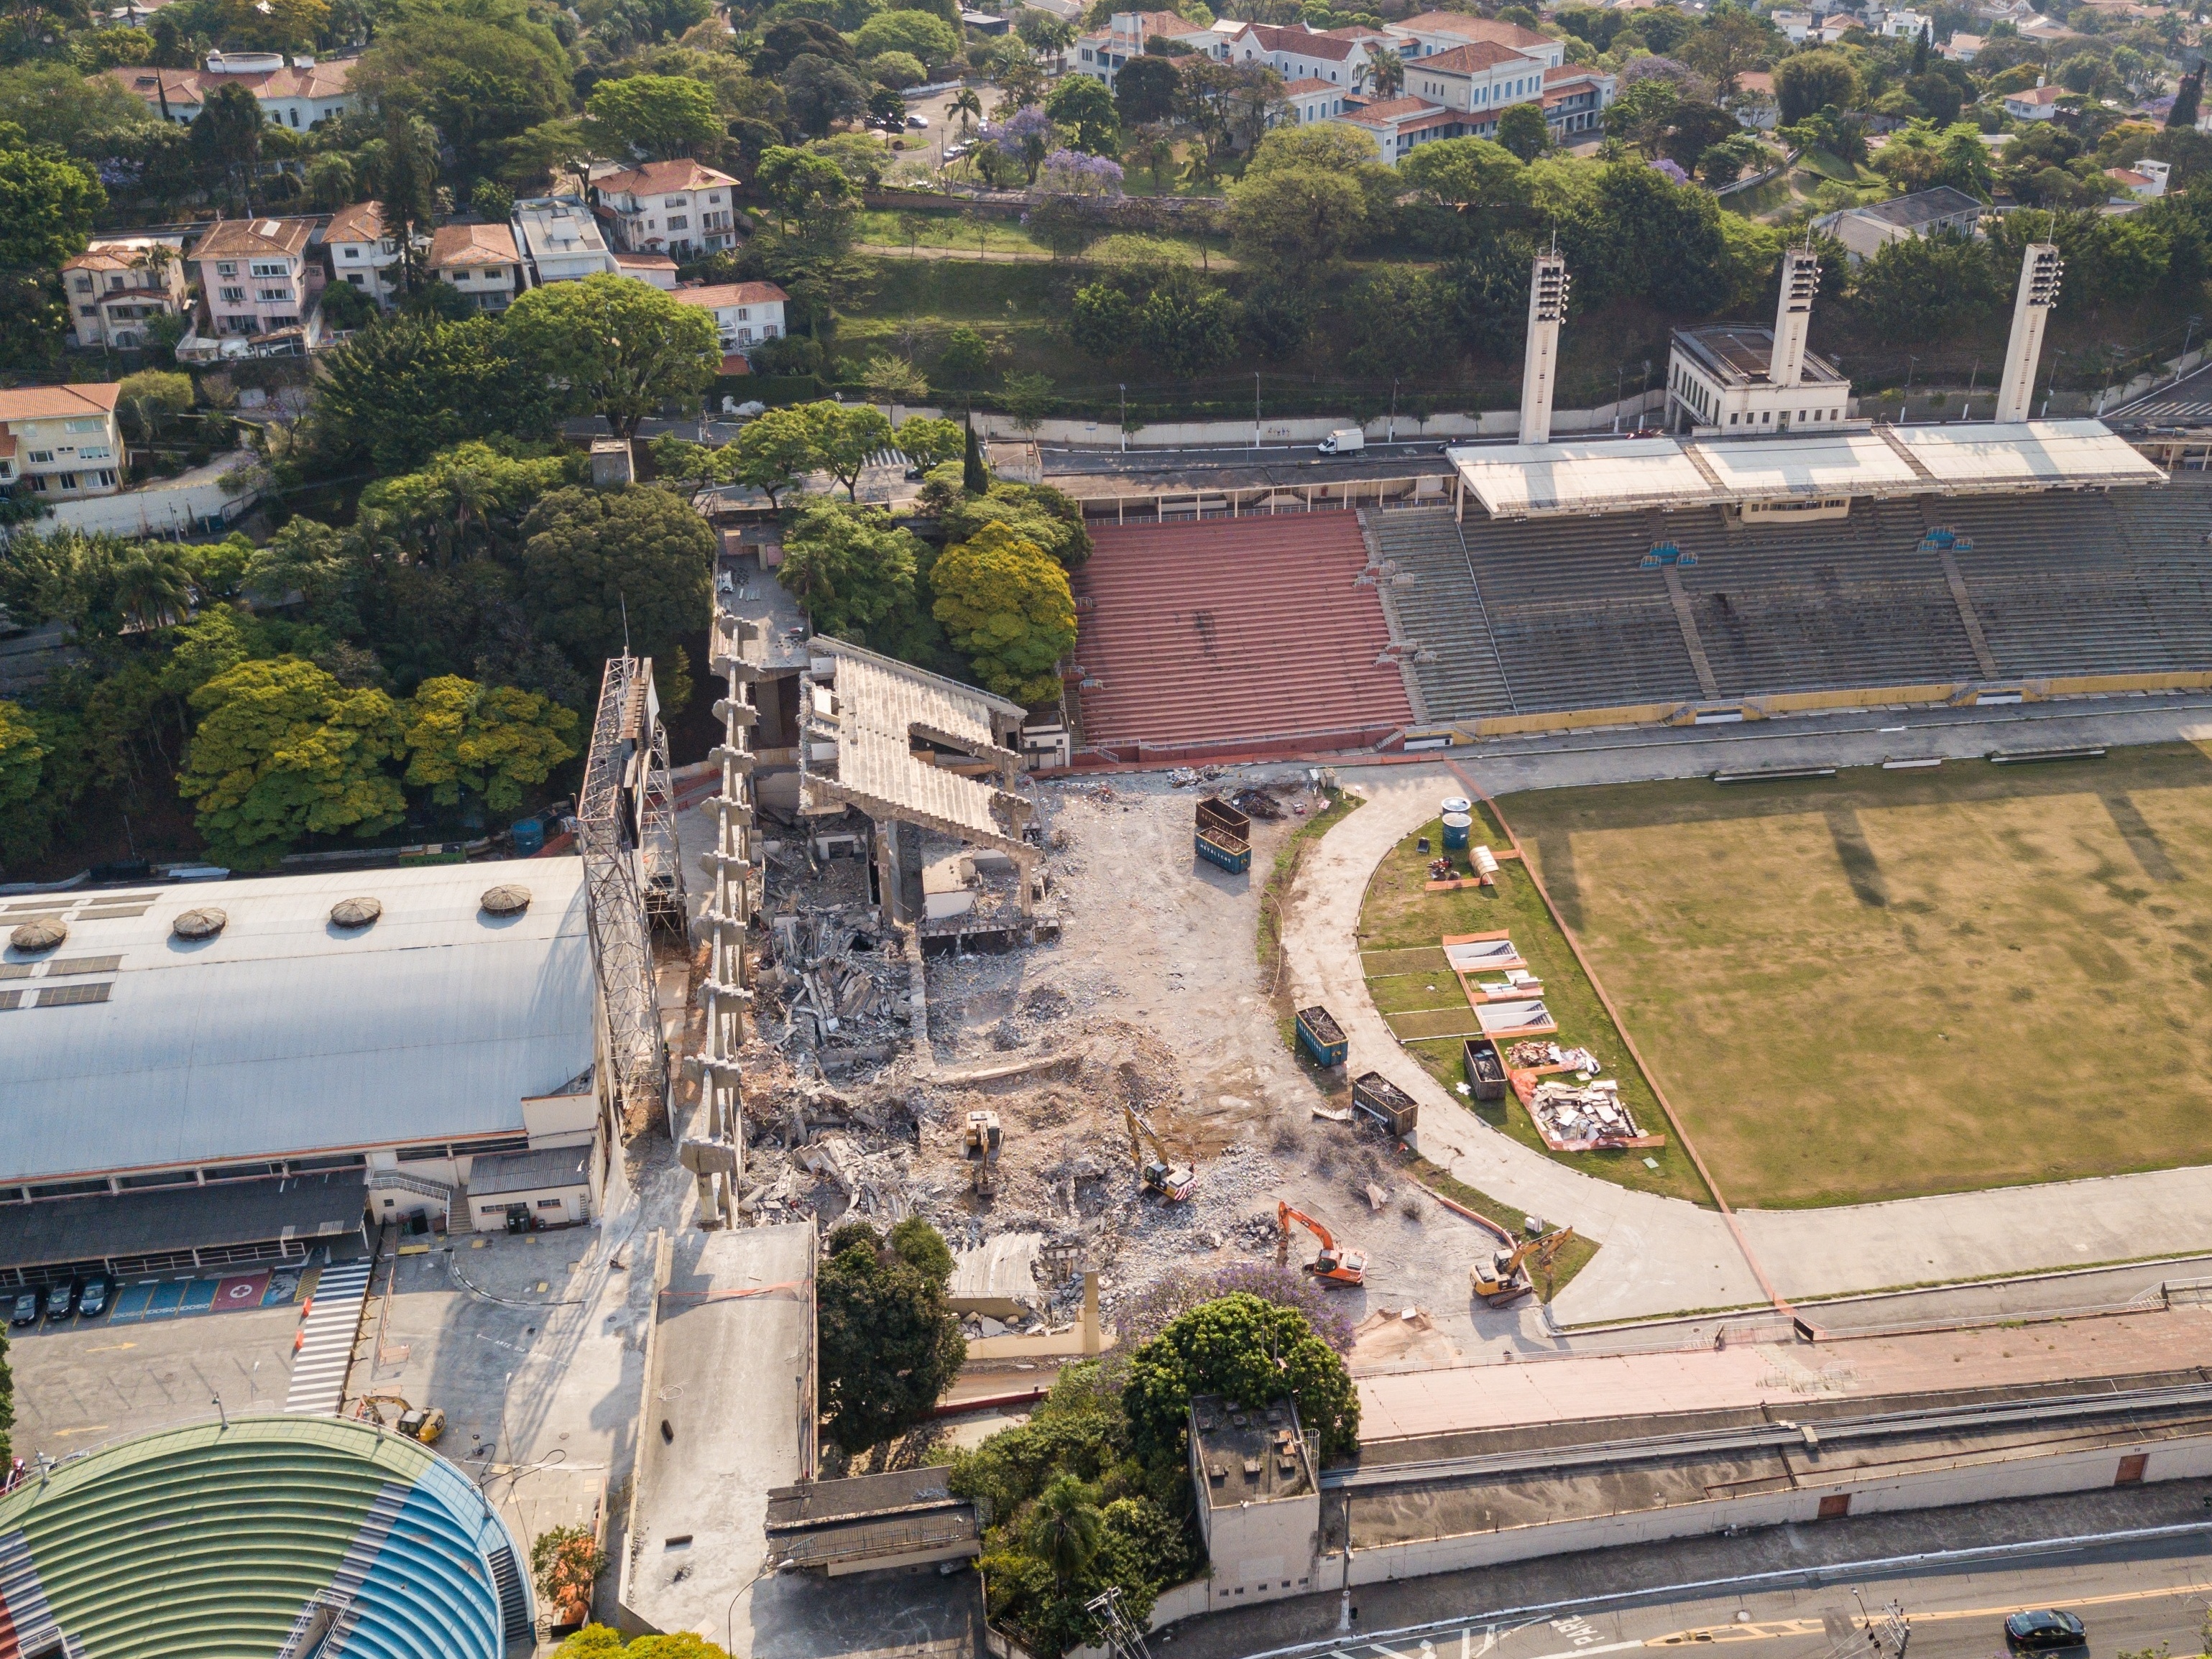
[
  {"x1": 679, "y1": 597, "x2": 760, "y2": 1224},
  {"x1": 577, "y1": 655, "x2": 681, "y2": 1135}
]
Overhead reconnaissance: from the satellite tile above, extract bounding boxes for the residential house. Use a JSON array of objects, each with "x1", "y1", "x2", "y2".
[
  {"x1": 427, "y1": 223, "x2": 522, "y2": 311},
  {"x1": 1383, "y1": 12, "x2": 1564, "y2": 68},
  {"x1": 2015, "y1": 13, "x2": 2076, "y2": 40},
  {"x1": 1880, "y1": 7, "x2": 1931, "y2": 34},
  {"x1": 60, "y1": 238, "x2": 188, "y2": 351},
  {"x1": 1073, "y1": 11, "x2": 1225, "y2": 85},
  {"x1": 188, "y1": 216, "x2": 319, "y2": 348},
  {"x1": 1769, "y1": 9, "x2": 1816, "y2": 41},
  {"x1": 1728, "y1": 68, "x2": 1778, "y2": 129},
  {"x1": 0, "y1": 383, "x2": 125, "y2": 501},
  {"x1": 1225, "y1": 21, "x2": 1375, "y2": 88},
  {"x1": 323, "y1": 201, "x2": 404, "y2": 307},
  {"x1": 106, "y1": 52, "x2": 357, "y2": 129},
  {"x1": 1542, "y1": 65, "x2": 1616, "y2": 136},
  {"x1": 511, "y1": 196, "x2": 620, "y2": 286},
  {"x1": 673, "y1": 281, "x2": 789, "y2": 370},
  {"x1": 1942, "y1": 30, "x2": 1984, "y2": 59},
  {"x1": 2002, "y1": 79, "x2": 2067, "y2": 120},
  {"x1": 1281, "y1": 75, "x2": 1351, "y2": 125},
  {"x1": 2106, "y1": 158, "x2": 2171, "y2": 199},
  {"x1": 1821, "y1": 184, "x2": 1985, "y2": 262},
  {"x1": 594, "y1": 160, "x2": 742, "y2": 259}
]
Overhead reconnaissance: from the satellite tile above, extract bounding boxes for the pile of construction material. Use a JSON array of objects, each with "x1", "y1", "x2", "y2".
[
  {"x1": 754, "y1": 906, "x2": 913, "y2": 1078},
  {"x1": 1526, "y1": 1079, "x2": 1662, "y2": 1152}
]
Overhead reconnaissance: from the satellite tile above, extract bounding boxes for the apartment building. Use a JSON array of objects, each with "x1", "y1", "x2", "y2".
[
  {"x1": 190, "y1": 217, "x2": 319, "y2": 344},
  {"x1": 594, "y1": 160, "x2": 742, "y2": 259},
  {"x1": 60, "y1": 239, "x2": 189, "y2": 351},
  {"x1": 1072, "y1": 10, "x2": 1227, "y2": 85},
  {"x1": 1224, "y1": 22, "x2": 1375, "y2": 88},
  {"x1": 0, "y1": 384, "x2": 125, "y2": 501},
  {"x1": 510, "y1": 196, "x2": 620, "y2": 286},
  {"x1": 672, "y1": 282, "x2": 789, "y2": 359}
]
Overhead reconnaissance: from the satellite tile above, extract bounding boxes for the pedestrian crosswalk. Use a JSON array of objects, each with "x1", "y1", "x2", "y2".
[
  {"x1": 282, "y1": 1258, "x2": 372, "y2": 1416},
  {"x1": 865, "y1": 448, "x2": 914, "y2": 471},
  {"x1": 2117, "y1": 399, "x2": 2212, "y2": 423}
]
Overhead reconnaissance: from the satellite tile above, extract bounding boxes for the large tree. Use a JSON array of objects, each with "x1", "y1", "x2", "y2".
[
  {"x1": 313, "y1": 315, "x2": 560, "y2": 473},
  {"x1": 777, "y1": 496, "x2": 922, "y2": 644},
  {"x1": 1774, "y1": 47, "x2": 1859, "y2": 126},
  {"x1": 1045, "y1": 73, "x2": 1119, "y2": 154},
  {"x1": 356, "y1": 5, "x2": 574, "y2": 181},
  {"x1": 930, "y1": 521, "x2": 1076, "y2": 707},
  {"x1": 584, "y1": 73, "x2": 721, "y2": 159},
  {"x1": 1122, "y1": 1293, "x2": 1359, "y2": 1470},
  {"x1": 178, "y1": 657, "x2": 408, "y2": 868},
  {"x1": 505, "y1": 274, "x2": 721, "y2": 439},
  {"x1": 0, "y1": 124, "x2": 103, "y2": 273},
  {"x1": 517, "y1": 485, "x2": 713, "y2": 693},
  {"x1": 817, "y1": 1219, "x2": 965, "y2": 1456},
  {"x1": 801, "y1": 401, "x2": 893, "y2": 499},
  {"x1": 400, "y1": 675, "x2": 578, "y2": 810}
]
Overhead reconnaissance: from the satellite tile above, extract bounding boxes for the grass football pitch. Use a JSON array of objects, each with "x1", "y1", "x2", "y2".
[{"x1": 1501, "y1": 742, "x2": 2212, "y2": 1209}]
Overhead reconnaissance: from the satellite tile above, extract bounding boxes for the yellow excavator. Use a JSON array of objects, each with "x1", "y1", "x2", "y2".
[
  {"x1": 1276, "y1": 1202, "x2": 1366, "y2": 1287},
  {"x1": 354, "y1": 1392, "x2": 446, "y2": 1445},
  {"x1": 964, "y1": 1111, "x2": 1003, "y2": 1196},
  {"x1": 1472, "y1": 1227, "x2": 1576, "y2": 1308},
  {"x1": 1123, "y1": 1105, "x2": 1195, "y2": 1201}
]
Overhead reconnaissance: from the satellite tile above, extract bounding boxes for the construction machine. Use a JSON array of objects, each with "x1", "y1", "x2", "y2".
[
  {"x1": 964, "y1": 1111, "x2": 1003, "y2": 1196},
  {"x1": 353, "y1": 1392, "x2": 446, "y2": 1445},
  {"x1": 1123, "y1": 1105, "x2": 1195, "y2": 1201},
  {"x1": 1276, "y1": 1202, "x2": 1366, "y2": 1287},
  {"x1": 1471, "y1": 1226, "x2": 1576, "y2": 1308}
]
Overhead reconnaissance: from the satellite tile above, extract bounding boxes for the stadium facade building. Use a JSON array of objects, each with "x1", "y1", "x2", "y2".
[{"x1": 0, "y1": 860, "x2": 609, "y2": 1285}]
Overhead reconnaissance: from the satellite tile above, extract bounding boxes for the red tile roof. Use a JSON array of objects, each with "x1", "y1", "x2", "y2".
[
  {"x1": 1342, "y1": 95, "x2": 1447, "y2": 123},
  {"x1": 323, "y1": 201, "x2": 387, "y2": 244},
  {"x1": 1394, "y1": 11, "x2": 1551, "y2": 49},
  {"x1": 193, "y1": 216, "x2": 314, "y2": 262},
  {"x1": 595, "y1": 159, "x2": 739, "y2": 198},
  {"x1": 428, "y1": 222, "x2": 520, "y2": 267},
  {"x1": 1417, "y1": 40, "x2": 1531, "y2": 72},
  {"x1": 1071, "y1": 516, "x2": 1412, "y2": 754},
  {"x1": 675, "y1": 282, "x2": 791, "y2": 309},
  {"x1": 1281, "y1": 75, "x2": 1339, "y2": 93},
  {"x1": 1237, "y1": 22, "x2": 1360, "y2": 59},
  {"x1": 0, "y1": 383, "x2": 123, "y2": 422},
  {"x1": 108, "y1": 57, "x2": 356, "y2": 106}
]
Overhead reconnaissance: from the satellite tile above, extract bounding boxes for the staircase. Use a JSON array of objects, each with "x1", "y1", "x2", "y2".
[
  {"x1": 487, "y1": 1540, "x2": 535, "y2": 1648},
  {"x1": 284, "y1": 1258, "x2": 373, "y2": 1417}
]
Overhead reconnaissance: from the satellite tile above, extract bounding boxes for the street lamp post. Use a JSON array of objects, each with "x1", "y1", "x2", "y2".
[
  {"x1": 1119, "y1": 383, "x2": 1126, "y2": 451},
  {"x1": 1253, "y1": 372, "x2": 1262, "y2": 450}
]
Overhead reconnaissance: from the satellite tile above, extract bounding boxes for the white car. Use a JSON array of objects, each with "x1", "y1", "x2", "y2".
[{"x1": 907, "y1": 113, "x2": 929, "y2": 129}]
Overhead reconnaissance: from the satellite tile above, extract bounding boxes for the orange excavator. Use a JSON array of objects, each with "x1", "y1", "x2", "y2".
[{"x1": 1276, "y1": 1202, "x2": 1366, "y2": 1287}]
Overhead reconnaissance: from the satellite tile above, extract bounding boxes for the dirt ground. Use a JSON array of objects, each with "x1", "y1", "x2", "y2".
[
  {"x1": 1506, "y1": 742, "x2": 2212, "y2": 1209},
  {"x1": 898, "y1": 767, "x2": 1569, "y2": 1362}
]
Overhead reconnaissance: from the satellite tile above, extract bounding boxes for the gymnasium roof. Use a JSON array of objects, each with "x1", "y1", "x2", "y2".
[
  {"x1": 0, "y1": 860, "x2": 594, "y2": 1184},
  {"x1": 1447, "y1": 420, "x2": 2165, "y2": 519}
]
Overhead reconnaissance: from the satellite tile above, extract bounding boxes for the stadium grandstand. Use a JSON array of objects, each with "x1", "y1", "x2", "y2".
[
  {"x1": 0, "y1": 1414, "x2": 531, "y2": 1657},
  {"x1": 1061, "y1": 421, "x2": 2212, "y2": 759}
]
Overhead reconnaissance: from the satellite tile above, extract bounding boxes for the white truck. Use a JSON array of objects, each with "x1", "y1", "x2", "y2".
[{"x1": 1317, "y1": 428, "x2": 1365, "y2": 455}]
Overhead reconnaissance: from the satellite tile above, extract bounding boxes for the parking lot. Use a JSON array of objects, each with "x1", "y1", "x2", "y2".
[{"x1": 11, "y1": 1271, "x2": 313, "y2": 1459}]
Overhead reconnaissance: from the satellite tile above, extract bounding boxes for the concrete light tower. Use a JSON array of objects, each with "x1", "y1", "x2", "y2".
[
  {"x1": 1519, "y1": 252, "x2": 1570, "y2": 445},
  {"x1": 1995, "y1": 242, "x2": 2064, "y2": 424},
  {"x1": 1768, "y1": 246, "x2": 1820, "y2": 389}
]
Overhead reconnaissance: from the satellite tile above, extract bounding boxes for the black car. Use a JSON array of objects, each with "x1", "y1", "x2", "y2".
[
  {"x1": 2006, "y1": 1611, "x2": 2086, "y2": 1651},
  {"x1": 77, "y1": 1275, "x2": 112, "y2": 1319},
  {"x1": 40, "y1": 1280, "x2": 77, "y2": 1321},
  {"x1": 7, "y1": 1291, "x2": 38, "y2": 1328}
]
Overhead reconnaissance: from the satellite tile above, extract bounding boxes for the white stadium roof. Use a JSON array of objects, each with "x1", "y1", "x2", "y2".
[
  {"x1": 0, "y1": 860, "x2": 594, "y2": 1185},
  {"x1": 1447, "y1": 421, "x2": 2165, "y2": 519}
]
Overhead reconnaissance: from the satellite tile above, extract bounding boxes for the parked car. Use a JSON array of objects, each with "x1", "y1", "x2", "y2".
[
  {"x1": 8, "y1": 1291, "x2": 38, "y2": 1327},
  {"x1": 907, "y1": 113, "x2": 929, "y2": 128},
  {"x1": 78, "y1": 1273, "x2": 112, "y2": 1318},
  {"x1": 41, "y1": 1280, "x2": 78, "y2": 1321},
  {"x1": 944, "y1": 141, "x2": 972, "y2": 160},
  {"x1": 2006, "y1": 1612, "x2": 2086, "y2": 1652}
]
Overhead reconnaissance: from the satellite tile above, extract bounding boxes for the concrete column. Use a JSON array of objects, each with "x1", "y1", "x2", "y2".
[
  {"x1": 1996, "y1": 243, "x2": 2063, "y2": 424},
  {"x1": 1768, "y1": 247, "x2": 1820, "y2": 389},
  {"x1": 1519, "y1": 254, "x2": 1570, "y2": 445}
]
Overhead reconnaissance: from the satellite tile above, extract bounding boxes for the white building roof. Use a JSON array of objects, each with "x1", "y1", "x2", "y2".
[
  {"x1": 0, "y1": 860, "x2": 594, "y2": 1183},
  {"x1": 1449, "y1": 421, "x2": 2163, "y2": 519}
]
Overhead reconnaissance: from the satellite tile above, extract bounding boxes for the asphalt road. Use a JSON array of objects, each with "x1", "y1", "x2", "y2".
[{"x1": 1159, "y1": 1486, "x2": 2212, "y2": 1659}]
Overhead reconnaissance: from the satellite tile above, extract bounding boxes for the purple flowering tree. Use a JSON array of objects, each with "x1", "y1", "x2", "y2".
[
  {"x1": 1040, "y1": 147, "x2": 1125, "y2": 196},
  {"x1": 1649, "y1": 156, "x2": 1692, "y2": 185},
  {"x1": 995, "y1": 104, "x2": 1056, "y2": 183}
]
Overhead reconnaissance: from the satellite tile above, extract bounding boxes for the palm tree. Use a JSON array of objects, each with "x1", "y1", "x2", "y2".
[
  {"x1": 109, "y1": 547, "x2": 195, "y2": 633},
  {"x1": 1025, "y1": 1476, "x2": 1103, "y2": 1579},
  {"x1": 1365, "y1": 47, "x2": 1404, "y2": 99},
  {"x1": 951, "y1": 86, "x2": 983, "y2": 142}
]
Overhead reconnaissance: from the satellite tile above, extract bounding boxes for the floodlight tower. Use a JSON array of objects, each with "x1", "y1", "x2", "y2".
[
  {"x1": 1996, "y1": 242, "x2": 2064, "y2": 424},
  {"x1": 1768, "y1": 245, "x2": 1820, "y2": 389},
  {"x1": 1519, "y1": 252, "x2": 1570, "y2": 445}
]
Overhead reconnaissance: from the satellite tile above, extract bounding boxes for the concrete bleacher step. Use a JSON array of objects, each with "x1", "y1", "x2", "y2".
[{"x1": 1366, "y1": 509, "x2": 1517, "y2": 723}]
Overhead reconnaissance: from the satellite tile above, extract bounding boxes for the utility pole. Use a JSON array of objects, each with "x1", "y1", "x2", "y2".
[
  {"x1": 1119, "y1": 382, "x2": 1126, "y2": 450},
  {"x1": 1253, "y1": 372, "x2": 1262, "y2": 450}
]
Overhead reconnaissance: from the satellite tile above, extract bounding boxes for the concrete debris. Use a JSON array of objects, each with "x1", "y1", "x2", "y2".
[{"x1": 1364, "y1": 1183, "x2": 1390, "y2": 1212}]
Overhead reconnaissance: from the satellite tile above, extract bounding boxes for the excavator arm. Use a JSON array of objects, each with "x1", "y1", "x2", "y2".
[{"x1": 1276, "y1": 1202, "x2": 1337, "y2": 1254}]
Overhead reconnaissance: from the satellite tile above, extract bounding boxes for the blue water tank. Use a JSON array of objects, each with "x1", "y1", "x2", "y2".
[
  {"x1": 510, "y1": 818, "x2": 545, "y2": 856},
  {"x1": 1441, "y1": 813, "x2": 1473, "y2": 851}
]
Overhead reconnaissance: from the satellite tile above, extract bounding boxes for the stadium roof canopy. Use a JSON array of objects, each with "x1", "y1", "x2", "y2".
[
  {"x1": 1447, "y1": 420, "x2": 2165, "y2": 520},
  {"x1": 0, "y1": 860, "x2": 594, "y2": 1184}
]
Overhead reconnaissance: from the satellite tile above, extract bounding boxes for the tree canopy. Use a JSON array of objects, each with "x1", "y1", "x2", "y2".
[
  {"x1": 930, "y1": 520, "x2": 1076, "y2": 707},
  {"x1": 816, "y1": 1218, "x2": 965, "y2": 1456},
  {"x1": 505, "y1": 275, "x2": 722, "y2": 438},
  {"x1": 517, "y1": 484, "x2": 714, "y2": 698},
  {"x1": 313, "y1": 316, "x2": 560, "y2": 474},
  {"x1": 1123, "y1": 1292, "x2": 1360, "y2": 1470}
]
